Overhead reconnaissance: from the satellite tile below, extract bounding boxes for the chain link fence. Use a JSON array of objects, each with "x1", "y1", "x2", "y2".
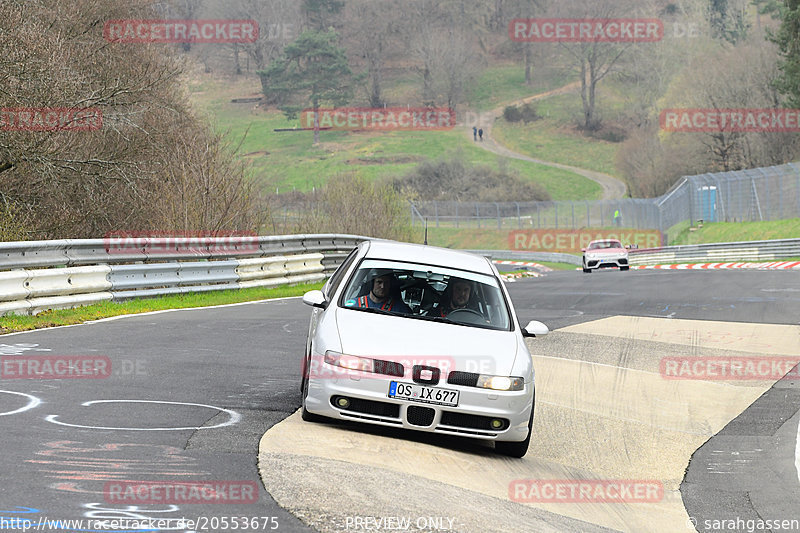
[{"x1": 410, "y1": 163, "x2": 800, "y2": 233}]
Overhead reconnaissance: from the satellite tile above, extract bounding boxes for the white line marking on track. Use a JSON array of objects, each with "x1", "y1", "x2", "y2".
[
  {"x1": 0, "y1": 390, "x2": 42, "y2": 416},
  {"x1": 44, "y1": 399, "x2": 241, "y2": 431}
]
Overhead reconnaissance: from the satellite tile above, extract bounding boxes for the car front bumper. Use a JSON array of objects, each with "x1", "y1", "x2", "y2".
[
  {"x1": 304, "y1": 364, "x2": 533, "y2": 443},
  {"x1": 584, "y1": 256, "x2": 629, "y2": 270}
]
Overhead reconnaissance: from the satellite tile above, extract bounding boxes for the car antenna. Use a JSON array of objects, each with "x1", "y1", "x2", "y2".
[{"x1": 424, "y1": 217, "x2": 428, "y2": 245}]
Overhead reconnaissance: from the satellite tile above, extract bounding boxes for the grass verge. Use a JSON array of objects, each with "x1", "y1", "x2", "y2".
[
  {"x1": 668, "y1": 218, "x2": 800, "y2": 246},
  {"x1": 0, "y1": 282, "x2": 323, "y2": 334}
]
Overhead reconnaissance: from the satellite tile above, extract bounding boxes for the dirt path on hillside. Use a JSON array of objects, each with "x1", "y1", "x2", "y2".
[{"x1": 466, "y1": 81, "x2": 628, "y2": 200}]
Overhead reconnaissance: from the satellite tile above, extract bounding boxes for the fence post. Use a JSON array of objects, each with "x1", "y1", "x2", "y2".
[
  {"x1": 586, "y1": 201, "x2": 590, "y2": 227},
  {"x1": 555, "y1": 203, "x2": 559, "y2": 229},
  {"x1": 571, "y1": 202, "x2": 575, "y2": 229},
  {"x1": 455, "y1": 202, "x2": 459, "y2": 228},
  {"x1": 516, "y1": 202, "x2": 521, "y2": 229},
  {"x1": 790, "y1": 163, "x2": 800, "y2": 219}
]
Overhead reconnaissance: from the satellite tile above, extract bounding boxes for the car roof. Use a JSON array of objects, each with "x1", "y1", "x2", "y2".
[
  {"x1": 589, "y1": 239, "x2": 622, "y2": 244},
  {"x1": 362, "y1": 240, "x2": 494, "y2": 275}
]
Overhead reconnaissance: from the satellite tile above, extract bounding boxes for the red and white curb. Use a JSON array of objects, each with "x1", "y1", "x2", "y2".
[
  {"x1": 492, "y1": 260, "x2": 553, "y2": 272},
  {"x1": 493, "y1": 260, "x2": 551, "y2": 282},
  {"x1": 632, "y1": 261, "x2": 800, "y2": 270}
]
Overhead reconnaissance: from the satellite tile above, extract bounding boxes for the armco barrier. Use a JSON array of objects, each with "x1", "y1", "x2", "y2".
[
  {"x1": 628, "y1": 239, "x2": 800, "y2": 265},
  {"x1": 468, "y1": 250, "x2": 583, "y2": 266},
  {"x1": 0, "y1": 234, "x2": 368, "y2": 316}
]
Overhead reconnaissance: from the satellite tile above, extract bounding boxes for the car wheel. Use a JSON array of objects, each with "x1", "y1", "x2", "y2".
[
  {"x1": 495, "y1": 392, "x2": 534, "y2": 458},
  {"x1": 301, "y1": 365, "x2": 325, "y2": 423},
  {"x1": 620, "y1": 266, "x2": 629, "y2": 271},
  {"x1": 582, "y1": 262, "x2": 591, "y2": 273}
]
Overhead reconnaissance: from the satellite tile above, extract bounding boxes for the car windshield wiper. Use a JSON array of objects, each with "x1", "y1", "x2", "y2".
[{"x1": 414, "y1": 313, "x2": 455, "y2": 324}]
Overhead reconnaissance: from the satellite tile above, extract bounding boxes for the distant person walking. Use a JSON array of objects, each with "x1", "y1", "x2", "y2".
[
  {"x1": 478, "y1": 128, "x2": 484, "y2": 141},
  {"x1": 473, "y1": 126, "x2": 477, "y2": 141}
]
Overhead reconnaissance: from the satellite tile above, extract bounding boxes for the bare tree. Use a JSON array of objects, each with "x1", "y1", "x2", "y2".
[
  {"x1": 344, "y1": 0, "x2": 396, "y2": 107},
  {"x1": 547, "y1": 0, "x2": 643, "y2": 130},
  {"x1": 0, "y1": 0, "x2": 258, "y2": 238}
]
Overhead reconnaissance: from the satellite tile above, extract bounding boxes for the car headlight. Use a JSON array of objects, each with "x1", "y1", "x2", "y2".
[
  {"x1": 476, "y1": 375, "x2": 525, "y2": 391},
  {"x1": 323, "y1": 351, "x2": 404, "y2": 377},
  {"x1": 324, "y1": 351, "x2": 374, "y2": 371}
]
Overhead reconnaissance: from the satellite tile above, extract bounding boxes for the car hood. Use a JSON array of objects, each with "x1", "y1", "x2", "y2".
[
  {"x1": 335, "y1": 308, "x2": 519, "y2": 376},
  {"x1": 586, "y1": 248, "x2": 627, "y2": 254}
]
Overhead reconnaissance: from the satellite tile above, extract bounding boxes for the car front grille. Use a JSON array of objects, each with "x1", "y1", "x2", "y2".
[
  {"x1": 447, "y1": 371, "x2": 480, "y2": 387},
  {"x1": 373, "y1": 359, "x2": 404, "y2": 377},
  {"x1": 330, "y1": 396, "x2": 400, "y2": 418},
  {"x1": 406, "y1": 406, "x2": 435, "y2": 426},
  {"x1": 440, "y1": 411, "x2": 509, "y2": 431}
]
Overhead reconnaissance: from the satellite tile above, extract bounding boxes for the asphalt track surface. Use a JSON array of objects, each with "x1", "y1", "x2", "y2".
[{"x1": 0, "y1": 268, "x2": 798, "y2": 532}]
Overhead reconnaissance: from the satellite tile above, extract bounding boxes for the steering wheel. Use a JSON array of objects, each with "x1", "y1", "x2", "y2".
[
  {"x1": 445, "y1": 308, "x2": 488, "y2": 325},
  {"x1": 446, "y1": 308, "x2": 483, "y2": 318}
]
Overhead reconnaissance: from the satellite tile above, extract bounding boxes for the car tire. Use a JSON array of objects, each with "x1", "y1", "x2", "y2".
[
  {"x1": 620, "y1": 266, "x2": 629, "y2": 271},
  {"x1": 582, "y1": 264, "x2": 591, "y2": 273},
  {"x1": 495, "y1": 392, "x2": 534, "y2": 458},
  {"x1": 301, "y1": 366, "x2": 325, "y2": 423}
]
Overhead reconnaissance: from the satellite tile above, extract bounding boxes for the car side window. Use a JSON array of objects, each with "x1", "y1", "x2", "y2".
[{"x1": 323, "y1": 248, "x2": 358, "y2": 299}]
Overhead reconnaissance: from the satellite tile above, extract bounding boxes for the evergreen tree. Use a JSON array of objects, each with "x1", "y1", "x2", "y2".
[
  {"x1": 259, "y1": 30, "x2": 354, "y2": 144},
  {"x1": 770, "y1": 0, "x2": 800, "y2": 107}
]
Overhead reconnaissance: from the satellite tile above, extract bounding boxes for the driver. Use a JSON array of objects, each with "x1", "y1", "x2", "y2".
[
  {"x1": 438, "y1": 278, "x2": 477, "y2": 317},
  {"x1": 355, "y1": 271, "x2": 410, "y2": 313}
]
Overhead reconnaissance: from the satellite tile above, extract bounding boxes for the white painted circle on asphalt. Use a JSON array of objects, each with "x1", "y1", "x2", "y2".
[
  {"x1": 45, "y1": 399, "x2": 240, "y2": 431},
  {"x1": 0, "y1": 390, "x2": 41, "y2": 417}
]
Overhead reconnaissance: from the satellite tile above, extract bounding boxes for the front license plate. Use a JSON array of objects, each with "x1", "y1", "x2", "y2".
[{"x1": 388, "y1": 381, "x2": 459, "y2": 407}]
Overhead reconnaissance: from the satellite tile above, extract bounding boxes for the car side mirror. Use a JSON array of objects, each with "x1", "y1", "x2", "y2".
[
  {"x1": 302, "y1": 290, "x2": 328, "y2": 309},
  {"x1": 581, "y1": 248, "x2": 586, "y2": 252},
  {"x1": 522, "y1": 320, "x2": 549, "y2": 337}
]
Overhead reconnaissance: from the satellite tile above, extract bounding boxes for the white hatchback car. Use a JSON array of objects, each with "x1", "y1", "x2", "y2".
[{"x1": 300, "y1": 240, "x2": 549, "y2": 457}]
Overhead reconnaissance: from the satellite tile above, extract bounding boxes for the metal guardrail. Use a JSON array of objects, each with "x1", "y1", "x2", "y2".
[
  {"x1": 471, "y1": 239, "x2": 800, "y2": 268},
  {"x1": 467, "y1": 250, "x2": 582, "y2": 266},
  {"x1": 628, "y1": 238, "x2": 800, "y2": 266},
  {"x1": 0, "y1": 234, "x2": 368, "y2": 316}
]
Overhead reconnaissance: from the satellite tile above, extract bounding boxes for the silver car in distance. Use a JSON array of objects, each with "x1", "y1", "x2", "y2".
[{"x1": 300, "y1": 240, "x2": 548, "y2": 458}]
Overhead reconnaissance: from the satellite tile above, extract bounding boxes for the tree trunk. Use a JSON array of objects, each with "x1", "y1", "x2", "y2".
[
  {"x1": 524, "y1": 44, "x2": 532, "y2": 85},
  {"x1": 313, "y1": 105, "x2": 320, "y2": 145},
  {"x1": 580, "y1": 61, "x2": 590, "y2": 129}
]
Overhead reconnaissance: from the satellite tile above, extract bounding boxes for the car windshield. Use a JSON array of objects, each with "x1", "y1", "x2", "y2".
[
  {"x1": 589, "y1": 241, "x2": 623, "y2": 249},
  {"x1": 339, "y1": 259, "x2": 511, "y2": 330}
]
